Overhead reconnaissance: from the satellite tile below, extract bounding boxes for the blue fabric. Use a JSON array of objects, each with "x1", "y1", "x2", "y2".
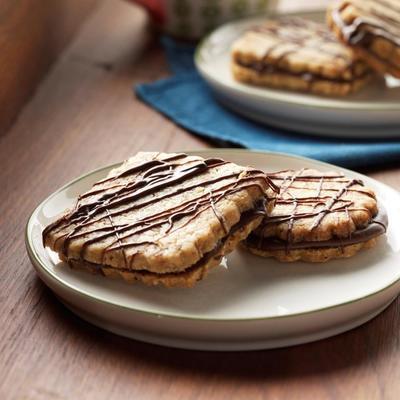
[{"x1": 135, "y1": 37, "x2": 400, "y2": 169}]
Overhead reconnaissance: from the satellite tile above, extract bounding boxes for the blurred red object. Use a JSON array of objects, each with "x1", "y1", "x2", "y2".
[{"x1": 132, "y1": 0, "x2": 165, "y2": 23}]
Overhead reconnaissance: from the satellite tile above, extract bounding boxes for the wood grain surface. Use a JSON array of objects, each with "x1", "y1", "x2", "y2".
[
  {"x1": 0, "y1": 0, "x2": 96, "y2": 135},
  {"x1": 1, "y1": 1, "x2": 400, "y2": 399}
]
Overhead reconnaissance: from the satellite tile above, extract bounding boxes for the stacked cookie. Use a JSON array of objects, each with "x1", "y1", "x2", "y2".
[
  {"x1": 243, "y1": 168, "x2": 388, "y2": 262},
  {"x1": 231, "y1": 0, "x2": 400, "y2": 95},
  {"x1": 328, "y1": 0, "x2": 400, "y2": 78},
  {"x1": 43, "y1": 152, "x2": 388, "y2": 287},
  {"x1": 43, "y1": 152, "x2": 277, "y2": 287}
]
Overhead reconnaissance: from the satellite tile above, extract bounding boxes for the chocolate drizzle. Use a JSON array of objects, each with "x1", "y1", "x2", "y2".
[
  {"x1": 235, "y1": 17, "x2": 369, "y2": 84},
  {"x1": 332, "y1": 1, "x2": 400, "y2": 68},
  {"x1": 43, "y1": 153, "x2": 277, "y2": 271},
  {"x1": 69, "y1": 198, "x2": 267, "y2": 277},
  {"x1": 246, "y1": 169, "x2": 388, "y2": 253}
]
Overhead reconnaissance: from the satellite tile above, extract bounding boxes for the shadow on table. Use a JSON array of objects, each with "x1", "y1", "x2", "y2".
[{"x1": 36, "y1": 277, "x2": 399, "y2": 383}]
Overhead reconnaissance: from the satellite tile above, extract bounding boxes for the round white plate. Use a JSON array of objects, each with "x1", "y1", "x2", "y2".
[
  {"x1": 195, "y1": 12, "x2": 400, "y2": 138},
  {"x1": 26, "y1": 150, "x2": 400, "y2": 351}
]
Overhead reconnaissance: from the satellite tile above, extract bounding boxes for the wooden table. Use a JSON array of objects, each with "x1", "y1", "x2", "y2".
[{"x1": 1, "y1": 1, "x2": 400, "y2": 399}]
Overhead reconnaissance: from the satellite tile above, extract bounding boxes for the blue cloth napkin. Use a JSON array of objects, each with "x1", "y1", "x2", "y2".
[{"x1": 135, "y1": 37, "x2": 400, "y2": 169}]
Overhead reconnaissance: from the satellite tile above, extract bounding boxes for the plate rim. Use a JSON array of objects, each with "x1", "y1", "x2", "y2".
[
  {"x1": 26, "y1": 148, "x2": 400, "y2": 322},
  {"x1": 194, "y1": 11, "x2": 400, "y2": 112}
]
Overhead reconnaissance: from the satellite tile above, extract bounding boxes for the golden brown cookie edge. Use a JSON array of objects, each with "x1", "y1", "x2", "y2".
[
  {"x1": 242, "y1": 236, "x2": 379, "y2": 263},
  {"x1": 66, "y1": 213, "x2": 263, "y2": 288}
]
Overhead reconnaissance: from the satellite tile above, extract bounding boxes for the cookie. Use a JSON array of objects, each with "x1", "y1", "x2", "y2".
[
  {"x1": 243, "y1": 168, "x2": 388, "y2": 262},
  {"x1": 231, "y1": 17, "x2": 373, "y2": 96},
  {"x1": 43, "y1": 152, "x2": 277, "y2": 287},
  {"x1": 328, "y1": 0, "x2": 400, "y2": 78}
]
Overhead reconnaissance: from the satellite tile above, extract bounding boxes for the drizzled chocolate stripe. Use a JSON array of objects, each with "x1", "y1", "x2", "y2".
[
  {"x1": 252, "y1": 17, "x2": 339, "y2": 44},
  {"x1": 268, "y1": 173, "x2": 347, "y2": 179},
  {"x1": 41, "y1": 154, "x2": 194, "y2": 239},
  {"x1": 310, "y1": 179, "x2": 359, "y2": 230},
  {"x1": 98, "y1": 176, "x2": 269, "y2": 254},
  {"x1": 58, "y1": 170, "x2": 268, "y2": 253},
  {"x1": 95, "y1": 153, "x2": 187, "y2": 185},
  {"x1": 240, "y1": 17, "x2": 367, "y2": 81},
  {"x1": 332, "y1": 1, "x2": 400, "y2": 68},
  {"x1": 60, "y1": 172, "x2": 241, "y2": 242},
  {"x1": 333, "y1": 7, "x2": 400, "y2": 47},
  {"x1": 250, "y1": 169, "x2": 386, "y2": 252},
  {"x1": 45, "y1": 157, "x2": 225, "y2": 239},
  {"x1": 43, "y1": 153, "x2": 277, "y2": 269},
  {"x1": 72, "y1": 199, "x2": 267, "y2": 279},
  {"x1": 275, "y1": 187, "x2": 374, "y2": 198}
]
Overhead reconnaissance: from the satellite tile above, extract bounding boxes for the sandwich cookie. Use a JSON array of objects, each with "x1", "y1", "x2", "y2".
[
  {"x1": 243, "y1": 168, "x2": 388, "y2": 262},
  {"x1": 328, "y1": 0, "x2": 400, "y2": 78},
  {"x1": 43, "y1": 152, "x2": 277, "y2": 287},
  {"x1": 231, "y1": 17, "x2": 373, "y2": 96}
]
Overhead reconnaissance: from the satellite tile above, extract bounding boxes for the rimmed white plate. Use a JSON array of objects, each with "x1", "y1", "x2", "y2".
[
  {"x1": 195, "y1": 12, "x2": 400, "y2": 138},
  {"x1": 26, "y1": 150, "x2": 400, "y2": 351}
]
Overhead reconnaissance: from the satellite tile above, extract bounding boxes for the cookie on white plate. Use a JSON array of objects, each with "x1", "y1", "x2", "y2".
[
  {"x1": 231, "y1": 17, "x2": 373, "y2": 96},
  {"x1": 244, "y1": 168, "x2": 388, "y2": 262},
  {"x1": 43, "y1": 152, "x2": 277, "y2": 287}
]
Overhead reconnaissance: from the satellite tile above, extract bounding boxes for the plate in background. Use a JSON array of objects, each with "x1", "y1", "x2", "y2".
[
  {"x1": 26, "y1": 149, "x2": 400, "y2": 350},
  {"x1": 195, "y1": 12, "x2": 400, "y2": 137}
]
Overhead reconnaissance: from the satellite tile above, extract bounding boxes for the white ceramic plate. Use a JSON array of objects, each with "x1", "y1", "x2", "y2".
[
  {"x1": 26, "y1": 150, "x2": 400, "y2": 351},
  {"x1": 195, "y1": 12, "x2": 400, "y2": 138}
]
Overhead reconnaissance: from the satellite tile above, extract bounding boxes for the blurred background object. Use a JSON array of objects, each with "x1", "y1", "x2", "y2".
[
  {"x1": 0, "y1": 0, "x2": 328, "y2": 137},
  {"x1": 130, "y1": 0, "x2": 279, "y2": 39},
  {"x1": 0, "y1": 0, "x2": 96, "y2": 136}
]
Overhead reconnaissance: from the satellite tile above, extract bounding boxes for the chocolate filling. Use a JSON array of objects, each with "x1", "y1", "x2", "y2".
[
  {"x1": 235, "y1": 59, "x2": 369, "y2": 84},
  {"x1": 246, "y1": 206, "x2": 388, "y2": 252}
]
